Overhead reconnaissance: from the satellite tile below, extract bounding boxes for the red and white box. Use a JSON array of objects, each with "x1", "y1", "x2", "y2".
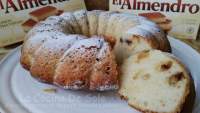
[
  {"x1": 0, "y1": 0, "x2": 86, "y2": 47},
  {"x1": 110, "y1": 0, "x2": 200, "y2": 40}
]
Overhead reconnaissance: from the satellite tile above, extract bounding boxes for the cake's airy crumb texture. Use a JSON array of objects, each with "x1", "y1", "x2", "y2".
[{"x1": 119, "y1": 50, "x2": 190, "y2": 113}]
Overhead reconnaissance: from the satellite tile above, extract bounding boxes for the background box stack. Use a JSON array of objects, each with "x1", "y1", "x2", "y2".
[
  {"x1": 109, "y1": 0, "x2": 200, "y2": 52},
  {"x1": 0, "y1": 0, "x2": 86, "y2": 59},
  {"x1": 88, "y1": 0, "x2": 200, "y2": 52},
  {"x1": 21, "y1": 6, "x2": 63, "y2": 33},
  {"x1": 84, "y1": 0, "x2": 109, "y2": 11}
]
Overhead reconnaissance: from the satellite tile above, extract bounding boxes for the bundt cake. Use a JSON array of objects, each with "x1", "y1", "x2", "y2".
[
  {"x1": 20, "y1": 10, "x2": 172, "y2": 91},
  {"x1": 119, "y1": 50, "x2": 190, "y2": 113}
]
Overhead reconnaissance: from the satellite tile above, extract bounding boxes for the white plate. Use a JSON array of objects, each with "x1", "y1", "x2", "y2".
[{"x1": 0, "y1": 37, "x2": 200, "y2": 113}]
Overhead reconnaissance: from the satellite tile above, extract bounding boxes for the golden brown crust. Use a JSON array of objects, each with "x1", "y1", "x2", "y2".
[
  {"x1": 89, "y1": 41, "x2": 118, "y2": 90},
  {"x1": 123, "y1": 24, "x2": 171, "y2": 52},
  {"x1": 20, "y1": 44, "x2": 32, "y2": 70},
  {"x1": 135, "y1": 23, "x2": 171, "y2": 53},
  {"x1": 54, "y1": 43, "x2": 98, "y2": 89},
  {"x1": 30, "y1": 36, "x2": 81, "y2": 83},
  {"x1": 52, "y1": 37, "x2": 118, "y2": 91},
  {"x1": 20, "y1": 57, "x2": 30, "y2": 70}
]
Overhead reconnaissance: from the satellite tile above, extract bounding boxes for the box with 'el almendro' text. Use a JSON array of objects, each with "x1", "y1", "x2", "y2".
[{"x1": 110, "y1": 0, "x2": 200, "y2": 40}]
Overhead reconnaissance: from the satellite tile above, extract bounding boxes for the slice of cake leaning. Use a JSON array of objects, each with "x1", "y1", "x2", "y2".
[{"x1": 119, "y1": 50, "x2": 190, "y2": 113}]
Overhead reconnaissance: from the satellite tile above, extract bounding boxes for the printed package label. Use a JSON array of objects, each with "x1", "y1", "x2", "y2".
[
  {"x1": 110, "y1": 0, "x2": 200, "y2": 39},
  {"x1": 0, "y1": 0, "x2": 86, "y2": 47}
]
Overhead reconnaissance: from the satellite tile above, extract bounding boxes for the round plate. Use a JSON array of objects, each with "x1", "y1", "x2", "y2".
[{"x1": 0, "y1": 37, "x2": 200, "y2": 113}]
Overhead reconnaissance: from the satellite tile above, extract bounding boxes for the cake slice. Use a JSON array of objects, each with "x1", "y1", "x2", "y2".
[
  {"x1": 119, "y1": 50, "x2": 190, "y2": 113},
  {"x1": 29, "y1": 6, "x2": 58, "y2": 22}
]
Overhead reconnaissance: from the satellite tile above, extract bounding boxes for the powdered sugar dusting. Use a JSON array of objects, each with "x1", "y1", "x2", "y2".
[
  {"x1": 21, "y1": 10, "x2": 168, "y2": 92},
  {"x1": 27, "y1": 16, "x2": 73, "y2": 39},
  {"x1": 37, "y1": 35, "x2": 82, "y2": 53},
  {"x1": 60, "y1": 37, "x2": 104, "y2": 58},
  {"x1": 61, "y1": 12, "x2": 82, "y2": 34},
  {"x1": 73, "y1": 10, "x2": 89, "y2": 36}
]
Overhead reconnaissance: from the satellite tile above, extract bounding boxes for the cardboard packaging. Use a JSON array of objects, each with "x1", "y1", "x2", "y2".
[
  {"x1": 0, "y1": 0, "x2": 86, "y2": 47},
  {"x1": 110, "y1": 0, "x2": 200, "y2": 40},
  {"x1": 84, "y1": 0, "x2": 109, "y2": 10}
]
